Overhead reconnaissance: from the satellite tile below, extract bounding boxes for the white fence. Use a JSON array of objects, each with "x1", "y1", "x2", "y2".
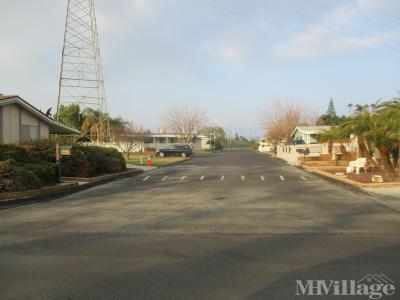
[{"x1": 277, "y1": 144, "x2": 322, "y2": 165}]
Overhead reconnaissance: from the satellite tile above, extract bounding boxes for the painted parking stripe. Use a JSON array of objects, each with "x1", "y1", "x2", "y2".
[
  {"x1": 280, "y1": 175, "x2": 285, "y2": 181},
  {"x1": 220, "y1": 175, "x2": 225, "y2": 181},
  {"x1": 300, "y1": 176, "x2": 307, "y2": 181},
  {"x1": 161, "y1": 176, "x2": 168, "y2": 181},
  {"x1": 241, "y1": 175, "x2": 245, "y2": 181},
  {"x1": 260, "y1": 175, "x2": 265, "y2": 181},
  {"x1": 142, "y1": 176, "x2": 150, "y2": 181},
  {"x1": 200, "y1": 176, "x2": 205, "y2": 181},
  {"x1": 180, "y1": 176, "x2": 186, "y2": 181}
]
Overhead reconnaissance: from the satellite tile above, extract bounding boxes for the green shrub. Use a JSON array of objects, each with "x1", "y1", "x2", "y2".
[
  {"x1": 23, "y1": 162, "x2": 55, "y2": 184},
  {"x1": 0, "y1": 144, "x2": 35, "y2": 163},
  {"x1": 10, "y1": 165, "x2": 43, "y2": 188},
  {"x1": 1, "y1": 161, "x2": 56, "y2": 191},
  {"x1": 0, "y1": 144, "x2": 56, "y2": 192},
  {"x1": 61, "y1": 154, "x2": 93, "y2": 178},
  {"x1": 61, "y1": 145, "x2": 126, "y2": 177},
  {"x1": 0, "y1": 142, "x2": 56, "y2": 164},
  {"x1": 0, "y1": 143, "x2": 127, "y2": 191},
  {"x1": 21, "y1": 140, "x2": 55, "y2": 162}
]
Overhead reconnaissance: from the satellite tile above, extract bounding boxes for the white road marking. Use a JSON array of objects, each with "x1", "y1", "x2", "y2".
[
  {"x1": 260, "y1": 175, "x2": 265, "y2": 181},
  {"x1": 142, "y1": 176, "x2": 150, "y2": 181},
  {"x1": 280, "y1": 175, "x2": 285, "y2": 181},
  {"x1": 180, "y1": 176, "x2": 186, "y2": 181},
  {"x1": 241, "y1": 175, "x2": 245, "y2": 181},
  {"x1": 220, "y1": 175, "x2": 225, "y2": 181},
  {"x1": 161, "y1": 176, "x2": 168, "y2": 181},
  {"x1": 200, "y1": 176, "x2": 205, "y2": 181},
  {"x1": 300, "y1": 176, "x2": 307, "y2": 181}
]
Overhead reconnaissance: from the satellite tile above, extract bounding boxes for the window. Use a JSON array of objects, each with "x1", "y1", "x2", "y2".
[{"x1": 21, "y1": 125, "x2": 38, "y2": 141}]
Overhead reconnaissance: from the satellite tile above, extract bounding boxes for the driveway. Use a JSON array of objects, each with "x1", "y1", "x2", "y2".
[{"x1": 1, "y1": 150, "x2": 399, "y2": 299}]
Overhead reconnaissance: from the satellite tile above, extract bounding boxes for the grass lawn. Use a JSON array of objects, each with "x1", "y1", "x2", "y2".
[{"x1": 126, "y1": 153, "x2": 188, "y2": 167}]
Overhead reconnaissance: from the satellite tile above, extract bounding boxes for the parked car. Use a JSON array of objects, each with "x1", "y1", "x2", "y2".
[{"x1": 155, "y1": 144, "x2": 193, "y2": 158}]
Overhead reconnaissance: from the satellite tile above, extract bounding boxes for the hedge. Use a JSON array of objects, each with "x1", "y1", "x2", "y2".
[
  {"x1": 0, "y1": 142, "x2": 127, "y2": 192},
  {"x1": 0, "y1": 142, "x2": 56, "y2": 192},
  {"x1": 61, "y1": 145, "x2": 126, "y2": 177}
]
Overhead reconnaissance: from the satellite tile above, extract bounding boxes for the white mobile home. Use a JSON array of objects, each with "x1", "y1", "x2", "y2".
[{"x1": 291, "y1": 126, "x2": 331, "y2": 144}]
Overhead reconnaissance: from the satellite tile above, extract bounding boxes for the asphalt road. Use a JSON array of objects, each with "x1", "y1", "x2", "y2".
[{"x1": 1, "y1": 151, "x2": 399, "y2": 299}]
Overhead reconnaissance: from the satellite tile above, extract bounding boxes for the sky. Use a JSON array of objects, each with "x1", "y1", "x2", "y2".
[{"x1": 1, "y1": 0, "x2": 400, "y2": 138}]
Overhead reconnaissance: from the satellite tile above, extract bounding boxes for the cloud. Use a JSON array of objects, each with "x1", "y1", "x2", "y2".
[
  {"x1": 273, "y1": 26, "x2": 391, "y2": 59},
  {"x1": 96, "y1": 13, "x2": 111, "y2": 31},
  {"x1": 131, "y1": 0, "x2": 155, "y2": 14},
  {"x1": 356, "y1": 0, "x2": 398, "y2": 10},
  {"x1": 211, "y1": 40, "x2": 253, "y2": 64},
  {"x1": 0, "y1": 45, "x2": 11, "y2": 69},
  {"x1": 202, "y1": 30, "x2": 258, "y2": 64},
  {"x1": 271, "y1": 1, "x2": 396, "y2": 59}
]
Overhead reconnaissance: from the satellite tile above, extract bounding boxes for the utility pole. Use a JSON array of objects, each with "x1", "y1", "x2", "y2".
[{"x1": 56, "y1": 0, "x2": 110, "y2": 143}]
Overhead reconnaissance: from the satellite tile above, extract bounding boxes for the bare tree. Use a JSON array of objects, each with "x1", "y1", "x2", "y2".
[
  {"x1": 261, "y1": 99, "x2": 317, "y2": 144},
  {"x1": 163, "y1": 104, "x2": 208, "y2": 142},
  {"x1": 116, "y1": 122, "x2": 149, "y2": 159}
]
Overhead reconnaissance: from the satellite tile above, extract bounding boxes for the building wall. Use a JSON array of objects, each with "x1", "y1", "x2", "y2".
[
  {"x1": 20, "y1": 109, "x2": 38, "y2": 126},
  {"x1": 293, "y1": 130, "x2": 304, "y2": 141},
  {"x1": 293, "y1": 131, "x2": 318, "y2": 144},
  {"x1": 192, "y1": 139, "x2": 202, "y2": 151},
  {"x1": 277, "y1": 142, "x2": 354, "y2": 165},
  {"x1": 200, "y1": 137, "x2": 210, "y2": 150},
  {"x1": 1, "y1": 104, "x2": 50, "y2": 144},
  {"x1": 152, "y1": 137, "x2": 179, "y2": 144},
  {"x1": 39, "y1": 121, "x2": 49, "y2": 139},
  {"x1": 309, "y1": 134, "x2": 318, "y2": 144},
  {"x1": 277, "y1": 144, "x2": 323, "y2": 165},
  {"x1": 2, "y1": 104, "x2": 20, "y2": 143}
]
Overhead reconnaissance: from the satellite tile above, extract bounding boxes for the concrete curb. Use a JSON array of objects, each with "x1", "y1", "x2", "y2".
[
  {"x1": 300, "y1": 165, "x2": 400, "y2": 202},
  {"x1": 128, "y1": 156, "x2": 190, "y2": 170},
  {"x1": 0, "y1": 169, "x2": 143, "y2": 208},
  {"x1": 303, "y1": 166, "x2": 400, "y2": 188},
  {"x1": 300, "y1": 166, "x2": 372, "y2": 196},
  {"x1": 61, "y1": 169, "x2": 144, "y2": 183},
  {"x1": 0, "y1": 182, "x2": 79, "y2": 203},
  {"x1": 151, "y1": 158, "x2": 190, "y2": 170},
  {"x1": 265, "y1": 153, "x2": 400, "y2": 211}
]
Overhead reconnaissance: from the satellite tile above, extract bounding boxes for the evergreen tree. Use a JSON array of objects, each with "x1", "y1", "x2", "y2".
[{"x1": 326, "y1": 98, "x2": 337, "y2": 117}]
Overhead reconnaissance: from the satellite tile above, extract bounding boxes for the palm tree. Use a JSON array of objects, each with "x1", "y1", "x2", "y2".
[
  {"x1": 340, "y1": 105, "x2": 373, "y2": 160},
  {"x1": 318, "y1": 126, "x2": 345, "y2": 159},
  {"x1": 347, "y1": 103, "x2": 353, "y2": 116},
  {"x1": 364, "y1": 107, "x2": 399, "y2": 176},
  {"x1": 376, "y1": 99, "x2": 400, "y2": 170},
  {"x1": 108, "y1": 116, "x2": 126, "y2": 142},
  {"x1": 80, "y1": 108, "x2": 109, "y2": 142},
  {"x1": 322, "y1": 99, "x2": 400, "y2": 177}
]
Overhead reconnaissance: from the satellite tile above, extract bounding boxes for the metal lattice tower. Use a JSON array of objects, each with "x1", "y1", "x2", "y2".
[{"x1": 56, "y1": 0, "x2": 110, "y2": 142}]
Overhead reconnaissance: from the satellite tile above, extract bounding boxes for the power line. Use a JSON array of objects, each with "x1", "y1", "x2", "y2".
[
  {"x1": 191, "y1": 0, "x2": 400, "y2": 60},
  {"x1": 247, "y1": 0, "x2": 400, "y2": 51}
]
